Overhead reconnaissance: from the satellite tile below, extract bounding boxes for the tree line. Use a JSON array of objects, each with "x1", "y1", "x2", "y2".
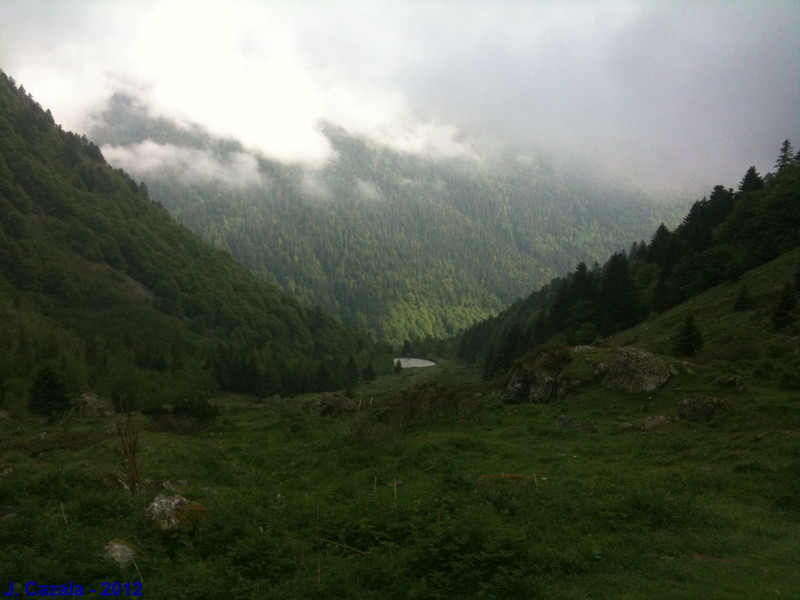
[{"x1": 459, "y1": 141, "x2": 800, "y2": 377}]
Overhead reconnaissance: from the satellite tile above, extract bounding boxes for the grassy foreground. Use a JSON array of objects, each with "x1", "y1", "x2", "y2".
[{"x1": 1, "y1": 350, "x2": 798, "y2": 599}]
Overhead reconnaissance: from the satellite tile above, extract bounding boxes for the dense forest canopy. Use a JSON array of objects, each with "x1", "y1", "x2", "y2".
[
  {"x1": 458, "y1": 144, "x2": 800, "y2": 377},
  {"x1": 90, "y1": 96, "x2": 688, "y2": 344},
  {"x1": 0, "y1": 71, "x2": 378, "y2": 411}
]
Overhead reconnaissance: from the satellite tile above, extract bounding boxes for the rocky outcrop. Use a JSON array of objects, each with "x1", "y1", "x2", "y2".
[
  {"x1": 554, "y1": 415, "x2": 597, "y2": 433},
  {"x1": 319, "y1": 393, "x2": 356, "y2": 418},
  {"x1": 642, "y1": 414, "x2": 678, "y2": 430},
  {"x1": 678, "y1": 397, "x2": 724, "y2": 422},
  {"x1": 145, "y1": 494, "x2": 207, "y2": 534},
  {"x1": 104, "y1": 540, "x2": 142, "y2": 568},
  {"x1": 501, "y1": 345, "x2": 673, "y2": 403},
  {"x1": 501, "y1": 345, "x2": 580, "y2": 404},
  {"x1": 77, "y1": 393, "x2": 114, "y2": 418},
  {"x1": 596, "y1": 347, "x2": 672, "y2": 394}
]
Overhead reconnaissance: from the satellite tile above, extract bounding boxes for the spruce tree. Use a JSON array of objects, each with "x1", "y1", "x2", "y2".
[
  {"x1": 738, "y1": 166, "x2": 764, "y2": 193},
  {"x1": 672, "y1": 315, "x2": 704, "y2": 357},
  {"x1": 733, "y1": 283, "x2": 755, "y2": 311},
  {"x1": 771, "y1": 281, "x2": 797, "y2": 329},
  {"x1": 28, "y1": 364, "x2": 72, "y2": 421},
  {"x1": 775, "y1": 139, "x2": 795, "y2": 173},
  {"x1": 362, "y1": 362, "x2": 376, "y2": 382}
]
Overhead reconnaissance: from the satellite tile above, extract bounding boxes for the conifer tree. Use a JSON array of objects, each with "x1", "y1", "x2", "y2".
[
  {"x1": 28, "y1": 364, "x2": 72, "y2": 422},
  {"x1": 775, "y1": 139, "x2": 795, "y2": 173},
  {"x1": 733, "y1": 283, "x2": 755, "y2": 311},
  {"x1": 362, "y1": 362, "x2": 376, "y2": 382},
  {"x1": 771, "y1": 281, "x2": 797, "y2": 329},
  {"x1": 738, "y1": 166, "x2": 764, "y2": 193},
  {"x1": 671, "y1": 314, "x2": 704, "y2": 357},
  {"x1": 345, "y1": 355, "x2": 359, "y2": 389}
]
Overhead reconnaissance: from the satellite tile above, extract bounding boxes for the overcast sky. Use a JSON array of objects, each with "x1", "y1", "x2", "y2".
[{"x1": 1, "y1": 0, "x2": 798, "y2": 194}]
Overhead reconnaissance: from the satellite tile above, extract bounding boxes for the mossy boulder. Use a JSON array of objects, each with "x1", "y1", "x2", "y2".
[{"x1": 145, "y1": 494, "x2": 207, "y2": 534}]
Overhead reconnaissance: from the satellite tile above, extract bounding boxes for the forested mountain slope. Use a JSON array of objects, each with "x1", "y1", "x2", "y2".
[
  {"x1": 458, "y1": 149, "x2": 800, "y2": 376},
  {"x1": 0, "y1": 71, "x2": 371, "y2": 408},
  {"x1": 92, "y1": 94, "x2": 687, "y2": 343}
]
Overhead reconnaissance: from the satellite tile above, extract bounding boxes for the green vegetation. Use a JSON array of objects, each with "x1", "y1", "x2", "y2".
[
  {"x1": 1, "y1": 70, "x2": 798, "y2": 597},
  {"x1": 91, "y1": 96, "x2": 686, "y2": 343},
  {"x1": 1, "y1": 296, "x2": 798, "y2": 596},
  {"x1": 461, "y1": 154, "x2": 800, "y2": 376},
  {"x1": 0, "y1": 71, "x2": 378, "y2": 407}
]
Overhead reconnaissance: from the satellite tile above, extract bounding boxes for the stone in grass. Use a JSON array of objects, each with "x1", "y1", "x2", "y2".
[
  {"x1": 642, "y1": 414, "x2": 677, "y2": 430},
  {"x1": 144, "y1": 494, "x2": 207, "y2": 534},
  {"x1": 104, "y1": 539, "x2": 143, "y2": 568},
  {"x1": 678, "y1": 397, "x2": 724, "y2": 422},
  {"x1": 319, "y1": 393, "x2": 356, "y2": 418},
  {"x1": 554, "y1": 414, "x2": 597, "y2": 433}
]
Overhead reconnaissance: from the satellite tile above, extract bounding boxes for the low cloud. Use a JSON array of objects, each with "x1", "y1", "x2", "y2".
[
  {"x1": 101, "y1": 141, "x2": 265, "y2": 188},
  {"x1": 1, "y1": 0, "x2": 798, "y2": 193}
]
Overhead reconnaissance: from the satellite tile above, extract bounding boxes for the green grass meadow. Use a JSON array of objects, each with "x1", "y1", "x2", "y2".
[
  {"x1": 2, "y1": 254, "x2": 800, "y2": 598},
  {"x1": 1, "y1": 353, "x2": 798, "y2": 598}
]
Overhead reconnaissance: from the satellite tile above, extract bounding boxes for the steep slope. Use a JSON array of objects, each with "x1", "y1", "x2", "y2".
[
  {"x1": 0, "y1": 71, "x2": 370, "y2": 407},
  {"x1": 459, "y1": 158, "x2": 800, "y2": 376},
  {"x1": 91, "y1": 95, "x2": 687, "y2": 343}
]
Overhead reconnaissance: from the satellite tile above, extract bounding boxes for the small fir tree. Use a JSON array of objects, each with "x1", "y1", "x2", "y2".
[
  {"x1": 28, "y1": 364, "x2": 72, "y2": 421},
  {"x1": 362, "y1": 362, "x2": 376, "y2": 382},
  {"x1": 733, "y1": 283, "x2": 755, "y2": 311},
  {"x1": 738, "y1": 166, "x2": 764, "y2": 193},
  {"x1": 344, "y1": 355, "x2": 359, "y2": 389},
  {"x1": 775, "y1": 139, "x2": 795, "y2": 173},
  {"x1": 672, "y1": 314, "x2": 704, "y2": 357},
  {"x1": 771, "y1": 281, "x2": 797, "y2": 329}
]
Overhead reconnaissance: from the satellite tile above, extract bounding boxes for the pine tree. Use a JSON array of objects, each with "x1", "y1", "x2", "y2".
[
  {"x1": 362, "y1": 362, "x2": 376, "y2": 382},
  {"x1": 598, "y1": 253, "x2": 641, "y2": 334},
  {"x1": 671, "y1": 314, "x2": 704, "y2": 357},
  {"x1": 344, "y1": 355, "x2": 359, "y2": 389},
  {"x1": 28, "y1": 364, "x2": 72, "y2": 421},
  {"x1": 775, "y1": 139, "x2": 795, "y2": 173},
  {"x1": 738, "y1": 166, "x2": 764, "y2": 193},
  {"x1": 733, "y1": 283, "x2": 755, "y2": 311},
  {"x1": 771, "y1": 281, "x2": 797, "y2": 329}
]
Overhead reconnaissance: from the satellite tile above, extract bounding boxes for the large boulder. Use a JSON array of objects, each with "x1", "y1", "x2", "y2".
[
  {"x1": 319, "y1": 393, "x2": 356, "y2": 418},
  {"x1": 554, "y1": 414, "x2": 597, "y2": 433},
  {"x1": 501, "y1": 346, "x2": 579, "y2": 404},
  {"x1": 501, "y1": 345, "x2": 672, "y2": 404},
  {"x1": 678, "y1": 397, "x2": 724, "y2": 422},
  {"x1": 77, "y1": 393, "x2": 114, "y2": 418},
  {"x1": 596, "y1": 347, "x2": 672, "y2": 394}
]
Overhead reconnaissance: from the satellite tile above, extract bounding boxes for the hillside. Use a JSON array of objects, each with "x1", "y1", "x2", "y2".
[
  {"x1": 0, "y1": 71, "x2": 374, "y2": 406},
  {"x1": 91, "y1": 94, "x2": 687, "y2": 343},
  {"x1": 1, "y1": 241, "x2": 797, "y2": 597},
  {"x1": 1, "y1": 69, "x2": 799, "y2": 600},
  {"x1": 458, "y1": 156, "x2": 800, "y2": 376}
]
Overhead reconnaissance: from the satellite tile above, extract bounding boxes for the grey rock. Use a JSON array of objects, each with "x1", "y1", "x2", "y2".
[
  {"x1": 103, "y1": 540, "x2": 142, "y2": 568},
  {"x1": 319, "y1": 393, "x2": 356, "y2": 418},
  {"x1": 145, "y1": 494, "x2": 206, "y2": 533},
  {"x1": 555, "y1": 414, "x2": 597, "y2": 433},
  {"x1": 642, "y1": 414, "x2": 677, "y2": 430},
  {"x1": 678, "y1": 397, "x2": 724, "y2": 422},
  {"x1": 597, "y1": 347, "x2": 671, "y2": 393},
  {"x1": 77, "y1": 393, "x2": 114, "y2": 418}
]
